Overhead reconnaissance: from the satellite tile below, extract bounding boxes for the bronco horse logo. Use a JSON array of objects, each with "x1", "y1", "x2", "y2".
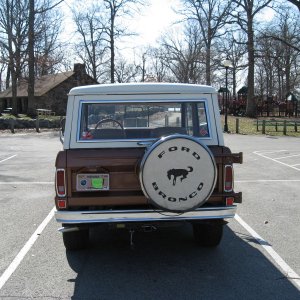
[{"x1": 167, "y1": 166, "x2": 193, "y2": 186}]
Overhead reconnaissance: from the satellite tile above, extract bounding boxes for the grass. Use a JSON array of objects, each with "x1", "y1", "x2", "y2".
[{"x1": 221, "y1": 115, "x2": 300, "y2": 137}]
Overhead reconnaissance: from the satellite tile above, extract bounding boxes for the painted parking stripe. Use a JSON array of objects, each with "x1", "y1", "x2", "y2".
[
  {"x1": 274, "y1": 154, "x2": 300, "y2": 160},
  {"x1": 236, "y1": 180, "x2": 300, "y2": 183},
  {"x1": 0, "y1": 182, "x2": 53, "y2": 185},
  {"x1": 254, "y1": 151, "x2": 300, "y2": 171},
  {"x1": 235, "y1": 214, "x2": 300, "y2": 290},
  {"x1": 0, "y1": 207, "x2": 55, "y2": 290},
  {"x1": 255, "y1": 150, "x2": 287, "y2": 154},
  {"x1": 0, "y1": 155, "x2": 17, "y2": 164}
]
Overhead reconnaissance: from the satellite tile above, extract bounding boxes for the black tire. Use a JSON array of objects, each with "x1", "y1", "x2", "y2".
[
  {"x1": 192, "y1": 220, "x2": 223, "y2": 247},
  {"x1": 62, "y1": 228, "x2": 89, "y2": 250}
]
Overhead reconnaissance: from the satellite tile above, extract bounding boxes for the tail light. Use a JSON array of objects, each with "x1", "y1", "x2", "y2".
[
  {"x1": 56, "y1": 169, "x2": 66, "y2": 197},
  {"x1": 57, "y1": 199, "x2": 67, "y2": 209},
  {"x1": 226, "y1": 197, "x2": 234, "y2": 206},
  {"x1": 224, "y1": 165, "x2": 233, "y2": 192}
]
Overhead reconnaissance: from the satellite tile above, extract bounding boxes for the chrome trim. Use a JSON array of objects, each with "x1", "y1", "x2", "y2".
[
  {"x1": 224, "y1": 165, "x2": 234, "y2": 192},
  {"x1": 58, "y1": 226, "x2": 80, "y2": 233},
  {"x1": 137, "y1": 141, "x2": 154, "y2": 147},
  {"x1": 55, "y1": 206, "x2": 236, "y2": 224},
  {"x1": 55, "y1": 169, "x2": 66, "y2": 197},
  {"x1": 76, "y1": 99, "x2": 213, "y2": 143}
]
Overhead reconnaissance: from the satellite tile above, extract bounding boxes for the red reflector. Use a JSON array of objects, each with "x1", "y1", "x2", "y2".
[
  {"x1": 56, "y1": 169, "x2": 66, "y2": 197},
  {"x1": 57, "y1": 199, "x2": 67, "y2": 209},
  {"x1": 224, "y1": 165, "x2": 233, "y2": 192},
  {"x1": 226, "y1": 197, "x2": 234, "y2": 206}
]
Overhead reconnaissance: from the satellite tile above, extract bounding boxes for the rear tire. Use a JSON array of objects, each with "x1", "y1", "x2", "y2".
[
  {"x1": 62, "y1": 227, "x2": 89, "y2": 250},
  {"x1": 192, "y1": 220, "x2": 223, "y2": 247}
]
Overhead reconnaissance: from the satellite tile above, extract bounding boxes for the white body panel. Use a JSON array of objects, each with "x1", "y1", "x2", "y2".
[{"x1": 63, "y1": 83, "x2": 224, "y2": 149}]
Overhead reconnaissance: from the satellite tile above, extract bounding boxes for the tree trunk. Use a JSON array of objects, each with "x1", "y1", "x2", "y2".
[
  {"x1": 5, "y1": 67, "x2": 10, "y2": 89},
  {"x1": 245, "y1": 16, "x2": 256, "y2": 117},
  {"x1": 11, "y1": 70, "x2": 18, "y2": 115},
  {"x1": 205, "y1": 43, "x2": 211, "y2": 85},
  {"x1": 285, "y1": 54, "x2": 291, "y2": 96},
  {"x1": 232, "y1": 69, "x2": 237, "y2": 97},
  {"x1": 110, "y1": 12, "x2": 115, "y2": 84},
  {"x1": 27, "y1": 0, "x2": 35, "y2": 114},
  {"x1": 110, "y1": 36, "x2": 115, "y2": 83},
  {"x1": 277, "y1": 68, "x2": 282, "y2": 100}
]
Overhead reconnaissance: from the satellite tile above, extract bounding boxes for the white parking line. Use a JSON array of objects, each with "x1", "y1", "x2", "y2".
[
  {"x1": 274, "y1": 154, "x2": 300, "y2": 160},
  {"x1": 255, "y1": 150, "x2": 287, "y2": 155},
  {"x1": 254, "y1": 151, "x2": 300, "y2": 171},
  {"x1": 0, "y1": 207, "x2": 55, "y2": 290},
  {"x1": 235, "y1": 214, "x2": 300, "y2": 290},
  {"x1": 0, "y1": 155, "x2": 17, "y2": 164},
  {"x1": 236, "y1": 180, "x2": 300, "y2": 183},
  {"x1": 0, "y1": 182, "x2": 53, "y2": 185}
]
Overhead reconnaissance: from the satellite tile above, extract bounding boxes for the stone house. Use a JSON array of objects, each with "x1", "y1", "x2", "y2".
[{"x1": 0, "y1": 64, "x2": 97, "y2": 116}]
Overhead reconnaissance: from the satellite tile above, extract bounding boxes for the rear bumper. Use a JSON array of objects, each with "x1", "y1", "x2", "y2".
[{"x1": 55, "y1": 206, "x2": 237, "y2": 224}]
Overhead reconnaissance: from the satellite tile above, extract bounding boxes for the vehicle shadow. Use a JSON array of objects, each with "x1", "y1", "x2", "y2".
[{"x1": 66, "y1": 224, "x2": 300, "y2": 300}]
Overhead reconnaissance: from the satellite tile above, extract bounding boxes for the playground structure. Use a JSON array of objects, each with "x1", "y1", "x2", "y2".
[{"x1": 218, "y1": 87, "x2": 299, "y2": 117}]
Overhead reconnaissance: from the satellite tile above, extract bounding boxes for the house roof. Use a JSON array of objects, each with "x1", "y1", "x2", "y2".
[{"x1": 0, "y1": 71, "x2": 74, "y2": 98}]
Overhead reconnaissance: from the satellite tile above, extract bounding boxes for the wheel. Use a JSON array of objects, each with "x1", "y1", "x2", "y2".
[
  {"x1": 140, "y1": 135, "x2": 217, "y2": 213},
  {"x1": 62, "y1": 228, "x2": 89, "y2": 250},
  {"x1": 192, "y1": 220, "x2": 223, "y2": 247}
]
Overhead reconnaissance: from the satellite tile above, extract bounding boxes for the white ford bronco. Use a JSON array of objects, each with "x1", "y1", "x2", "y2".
[{"x1": 55, "y1": 83, "x2": 242, "y2": 250}]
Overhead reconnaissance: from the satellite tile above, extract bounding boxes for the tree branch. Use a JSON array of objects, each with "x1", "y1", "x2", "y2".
[{"x1": 261, "y1": 35, "x2": 300, "y2": 52}]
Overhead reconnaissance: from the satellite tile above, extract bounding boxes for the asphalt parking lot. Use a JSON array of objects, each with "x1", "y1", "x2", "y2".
[{"x1": 0, "y1": 131, "x2": 299, "y2": 299}]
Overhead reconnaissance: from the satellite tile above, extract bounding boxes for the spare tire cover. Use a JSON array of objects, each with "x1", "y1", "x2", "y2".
[{"x1": 140, "y1": 135, "x2": 217, "y2": 212}]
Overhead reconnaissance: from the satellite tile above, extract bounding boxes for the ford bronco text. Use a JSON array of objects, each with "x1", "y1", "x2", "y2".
[{"x1": 55, "y1": 83, "x2": 242, "y2": 250}]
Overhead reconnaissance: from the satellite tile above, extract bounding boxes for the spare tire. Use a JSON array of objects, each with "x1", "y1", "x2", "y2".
[{"x1": 140, "y1": 134, "x2": 217, "y2": 212}]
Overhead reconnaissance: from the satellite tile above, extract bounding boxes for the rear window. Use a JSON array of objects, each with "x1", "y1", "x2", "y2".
[{"x1": 78, "y1": 101, "x2": 210, "y2": 141}]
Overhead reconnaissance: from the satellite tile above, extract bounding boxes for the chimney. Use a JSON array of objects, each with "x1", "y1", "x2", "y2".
[{"x1": 73, "y1": 63, "x2": 86, "y2": 85}]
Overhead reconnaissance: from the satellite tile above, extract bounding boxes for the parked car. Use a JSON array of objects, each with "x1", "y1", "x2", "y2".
[{"x1": 55, "y1": 83, "x2": 243, "y2": 250}]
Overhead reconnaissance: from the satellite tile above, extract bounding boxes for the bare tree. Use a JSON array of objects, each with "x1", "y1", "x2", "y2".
[
  {"x1": 217, "y1": 31, "x2": 247, "y2": 96},
  {"x1": 27, "y1": 0, "x2": 34, "y2": 113},
  {"x1": 134, "y1": 50, "x2": 148, "y2": 82},
  {"x1": 101, "y1": 0, "x2": 145, "y2": 83},
  {"x1": 255, "y1": 34, "x2": 275, "y2": 98},
  {"x1": 114, "y1": 57, "x2": 139, "y2": 83},
  {"x1": 27, "y1": 0, "x2": 64, "y2": 113},
  {"x1": 160, "y1": 24, "x2": 205, "y2": 83},
  {"x1": 33, "y1": 10, "x2": 64, "y2": 76},
  {"x1": 0, "y1": 44, "x2": 8, "y2": 91},
  {"x1": 0, "y1": 0, "x2": 28, "y2": 115},
  {"x1": 231, "y1": 0, "x2": 273, "y2": 117},
  {"x1": 179, "y1": 0, "x2": 233, "y2": 85},
  {"x1": 73, "y1": 5, "x2": 107, "y2": 82},
  {"x1": 146, "y1": 47, "x2": 170, "y2": 82},
  {"x1": 256, "y1": 7, "x2": 300, "y2": 100},
  {"x1": 260, "y1": 4, "x2": 300, "y2": 53},
  {"x1": 0, "y1": 0, "x2": 64, "y2": 114}
]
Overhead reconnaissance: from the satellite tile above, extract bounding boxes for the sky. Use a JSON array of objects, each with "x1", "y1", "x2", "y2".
[
  {"x1": 60, "y1": 0, "x2": 276, "y2": 45},
  {"x1": 59, "y1": 0, "x2": 277, "y2": 74},
  {"x1": 126, "y1": 0, "x2": 182, "y2": 46},
  {"x1": 60, "y1": 0, "x2": 182, "y2": 48}
]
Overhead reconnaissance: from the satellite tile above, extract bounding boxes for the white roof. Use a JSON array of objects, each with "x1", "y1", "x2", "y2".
[{"x1": 69, "y1": 83, "x2": 216, "y2": 96}]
